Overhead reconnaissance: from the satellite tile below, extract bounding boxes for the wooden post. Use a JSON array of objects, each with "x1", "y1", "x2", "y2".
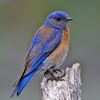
[{"x1": 41, "y1": 63, "x2": 82, "y2": 100}]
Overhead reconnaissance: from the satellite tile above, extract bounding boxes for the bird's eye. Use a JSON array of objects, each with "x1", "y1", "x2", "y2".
[{"x1": 56, "y1": 17, "x2": 62, "y2": 21}]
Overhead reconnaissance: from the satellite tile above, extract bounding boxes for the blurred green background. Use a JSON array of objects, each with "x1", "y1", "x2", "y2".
[{"x1": 0, "y1": 0, "x2": 100, "y2": 100}]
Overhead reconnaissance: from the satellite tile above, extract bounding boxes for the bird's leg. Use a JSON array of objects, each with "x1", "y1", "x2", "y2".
[
  {"x1": 57, "y1": 70, "x2": 66, "y2": 80},
  {"x1": 43, "y1": 65, "x2": 56, "y2": 78},
  {"x1": 44, "y1": 66, "x2": 58, "y2": 81},
  {"x1": 44, "y1": 67, "x2": 66, "y2": 82},
  {"x1": 44, "y1": 69, "x2": 57, "y2": 82},
  {"x1": 44, "y1": 69, "x2": 53, "y2": 78},
  {"x1": 52, "y1": 69, "x2": 66, "y2": 81},
  {"x1": 52, "y1": 68, "x2": 62, "y2": 74}
]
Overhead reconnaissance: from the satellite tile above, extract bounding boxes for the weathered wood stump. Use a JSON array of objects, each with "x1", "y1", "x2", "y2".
[{"x1": 41, "y1": 63, "x2": 82, "y2": 100}]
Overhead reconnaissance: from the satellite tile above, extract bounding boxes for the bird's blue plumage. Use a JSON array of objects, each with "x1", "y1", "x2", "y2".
[
  {"x1": 11, "y1": 26, "x2": 62, "y2": 96},
  {"x1": 11, "y1": 11, "x2": 72, "y2": 97},
  {"x1": 17, "y1": 53, "x2": 49, "y2": 95}
]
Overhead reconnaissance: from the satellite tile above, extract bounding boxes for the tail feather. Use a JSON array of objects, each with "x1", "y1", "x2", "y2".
[
  {"x1": 17, "y1": 71, "x2": 34, "y2": 96},
  {"x1": 11, "y1": 54, "x2": 48, "y2": 96}
]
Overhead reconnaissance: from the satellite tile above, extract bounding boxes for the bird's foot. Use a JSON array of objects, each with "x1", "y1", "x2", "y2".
[
  {"x1": 52, "y1": 69, "x2": 66, "y2": 81},
  {"x1": 44, "y1": 69, "x2": 66, "y2": 82},
  {"x1": 52, "y1": 68, "x2": 63, "y2": 74},
  {"x1": 47, "y1": 75, "x2": 65, "y2": 82},
  {"x1": 43, "y1": 66, "x2": 56, "y2": 78},
  {"x1": 44, "y1": 69, "x2": 53, "y2": 78}
]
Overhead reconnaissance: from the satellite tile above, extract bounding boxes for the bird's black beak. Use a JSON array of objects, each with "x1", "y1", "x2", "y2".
[{"x1": 64, "y1": 17, "x2": 73, "y2": 22}]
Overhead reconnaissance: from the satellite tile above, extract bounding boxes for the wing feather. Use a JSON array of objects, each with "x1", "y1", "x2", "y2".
[{"x1": 11, "y1": 26, "x2": 62, "y2": 96}]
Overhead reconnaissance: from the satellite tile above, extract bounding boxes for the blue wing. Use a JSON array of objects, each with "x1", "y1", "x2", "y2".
[{"x1": 11, "y1": 26, "x2": 62, "y2": 96}]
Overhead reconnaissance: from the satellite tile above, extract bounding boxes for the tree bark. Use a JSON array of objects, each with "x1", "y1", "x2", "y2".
[{"x1": 41, "y1": 63, "x2": 82, "y2": 100}]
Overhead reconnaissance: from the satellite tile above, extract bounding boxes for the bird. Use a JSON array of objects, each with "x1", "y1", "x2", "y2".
[{"x1": 11, "y1": 11, "x2": 72, "y2": 97}]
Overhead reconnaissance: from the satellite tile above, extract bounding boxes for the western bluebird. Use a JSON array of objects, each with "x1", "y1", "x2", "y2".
[{"x1": 11, "y1": 11, "x2": 72, "y2": 96}]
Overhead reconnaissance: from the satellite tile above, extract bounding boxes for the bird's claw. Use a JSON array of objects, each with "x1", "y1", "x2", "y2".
[
  {"x1": 47, "y1": 76, "x2": 65, "y2": 82},
  {"x1": 52, "y1": 69, "x2": 63, "y2": 74},
  {"x1": 44, "y1": 69, "x2": 66, "y2": 82}
]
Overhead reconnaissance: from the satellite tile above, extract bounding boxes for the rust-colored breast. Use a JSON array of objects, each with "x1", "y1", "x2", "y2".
[
  {"x1": 39, "y1": 27, "x2": 52, "y2": 37},
  {"x1": 48, "y1": 29, "x2": 70, "y2": 65}
]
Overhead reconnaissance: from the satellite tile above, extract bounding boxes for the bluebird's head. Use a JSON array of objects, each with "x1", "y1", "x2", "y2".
[{"x1": 45, "y1": 11, "x2": 72, "y2": 29}]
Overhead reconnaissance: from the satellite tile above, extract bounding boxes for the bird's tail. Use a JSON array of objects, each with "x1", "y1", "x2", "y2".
[
  {"x1": 10, "y1": 54, "x2": 48, "y2": 97},
  {"x1": 10, "y1": 66, "x2": 39, "y2": 97},
  {"x1": 10, "y1": 72, "x2": 33, "y2": 97}
]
